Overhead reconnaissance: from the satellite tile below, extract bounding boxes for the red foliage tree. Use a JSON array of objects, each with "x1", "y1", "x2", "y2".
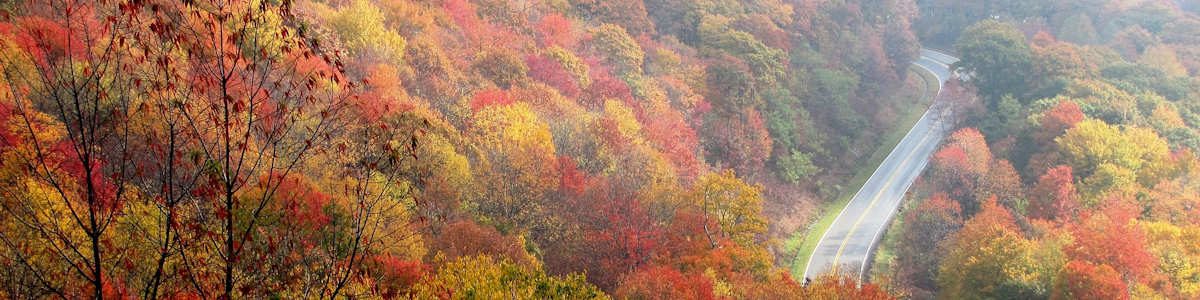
[
  {"x1": 977, "y1": 159, "x2": 1024, "y2": 211},
  {"x1": 736, "y1": 15, "x2": 791, "y2": 51},
  {"x1": 364, "y1": 255, "x2": 429, "y2": 298},
  {"x1": 703, "y1": 108, "x2": 773, "y2": 177},
  {"x1": 430, "y1": 220, "x2": 533, "y2": 266},
  {"x1": 576, "y1": 178, "x2": 663, "y2": 290},
  {"x1": 0, "y1": 1, "x2": 135, "y2": 297},
  {"x1": 1037, "y1": 100, "x2": 1085, "y2": 146},
  {"x1": 558, "y1": 156, "x2": 588, "y2": 197},
  {"x1": 967, "y1": 197, "x2": 1019, "y2": 232},
  {"x1": 442, "y1": 0, "x2": 486, "y2": 44},
  {"x1": 935, "y1": 78, "x2": 983, "y2": 126},
  {"x1": 136, "y1": 1, "x2": 353, "y2": 296},
  {"x1": 5, "y1": 13, "x2": 93, "y2": 69},
  {"x1": 615, "y1": 266, "x2": 716, "y2": 300},
  {"x1": 861, "y1": 32, "x2": 901, "y2": 88},
  {"x1": 272, "y1": 175, "x2": 332, "y2": 230},
  {"x1": 803, "y1": 274, "x2": 895, "y2": 300},
  {"x1": 582, "y1": 70, "x2": 634, "y2": 109},
  {"x1": 1052, "y1": 260, "x2": 1129, "y2": 300},
  {"x1": 1029, "y1": 165, "x2": 1081, "y2": 220},
  {"x1": 526, "y1": 54, "x2": 581, "y2": 97},
  {"x1": 944, "y1": 128, "x2": 994, "y2": 173},
  {"x1": 535, "y1": 13, "x2": 576, "y2": 48},
  {"x1": 1067, "y1": 201, "x2": 1156, "y2": 282},
  {"x1": 929, "y1": 128, "x2": 996, "y2": 214},
  {"x1": 896, "y1": 193, "x2": 963, "y2": 291},
  {"x1": 704, "y1": 55, "x2": 758, "y2": 114},
  {"x1": 442, "y1": 0, "x2": 524, "y2": 50},
  {"x1": 469, "y1": 89, "x2": 515, "y2": 111},
  {"x1": 641, "y1": 108, "x2": 702, "y2": 183},
  {"x1": 356, "y1": 64, "x2": 414, "y2": 122}
]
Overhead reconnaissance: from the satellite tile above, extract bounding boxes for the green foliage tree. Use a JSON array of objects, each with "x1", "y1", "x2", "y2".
[
  {"x1": 697, "y1": 15, "x2": 787, "y2": 85},
  {"x1": 473, "y1": 49, "x2": 529, "y2": 89},
  {"x1": 1138, "y1": 45, "x2": 1189, "y2": 78},
  {"x1": 1056, "y1": 13, "x2": 1099, "y2": 45},
  {"x1": 776, "y1": 150, "x2": 820, "y2": 184},
  {"x1": 588, "y1": 24, "x2": 645, "y2": 75},
  {"x1": 954, "y1": 20, "x2": 1035, "y2": 104}
]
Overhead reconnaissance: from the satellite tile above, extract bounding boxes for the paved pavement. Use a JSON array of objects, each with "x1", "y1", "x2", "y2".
[{"x1": 802, "y1": 49, "x2": 959, "y2": 282}]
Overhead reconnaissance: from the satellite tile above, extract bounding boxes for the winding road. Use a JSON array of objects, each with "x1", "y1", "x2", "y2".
[{"x1": 802, "y1": 49, "x2": 959, "y2": 282}]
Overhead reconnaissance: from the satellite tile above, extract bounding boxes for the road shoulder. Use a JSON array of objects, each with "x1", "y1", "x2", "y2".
[{"x1": 788, "y1": 65, "x2": 940, "y2": 278}]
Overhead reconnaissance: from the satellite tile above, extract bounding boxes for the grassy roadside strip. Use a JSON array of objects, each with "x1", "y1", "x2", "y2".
[
  {"x1": 787, "y1": 65, "x2": 940, "y2": 277},
  {"x1": 867, "y1": 192, "x2": 911, "y2": 285}
]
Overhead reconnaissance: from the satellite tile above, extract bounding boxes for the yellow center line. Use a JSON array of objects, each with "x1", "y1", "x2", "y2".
[{"x1": 829, "y1": 126, "x2": 935, "y2": 268}]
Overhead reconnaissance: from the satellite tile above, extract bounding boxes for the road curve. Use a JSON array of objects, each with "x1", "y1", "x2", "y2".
[{"x1": 802, "y1": 49, "x2": 958, "y2": 282}]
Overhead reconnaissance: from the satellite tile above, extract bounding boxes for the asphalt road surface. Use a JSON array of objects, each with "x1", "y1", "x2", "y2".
[{"x1": 802, "y1": 49, "x2": 959, "y2": 282}]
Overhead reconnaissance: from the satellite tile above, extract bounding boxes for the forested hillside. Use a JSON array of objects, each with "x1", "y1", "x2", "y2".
[
  {"x1": 0, "y1": 0, "x2": 924, "y2": 298},
  {"x1": 881, "y1": 1, "x2": 1200, "y2": 299}
]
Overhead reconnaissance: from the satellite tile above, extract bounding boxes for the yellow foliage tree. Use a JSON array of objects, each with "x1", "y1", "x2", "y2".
[
  {"x1": 1143, "y1": 221, "x2": 1200, "y2": 298},
  {"x1": 689, "y1": 170, "x2": 768, "y2": 248},
  {"x1": 322, "y1": 0, "x2": 407, "y2": 64},
  {"x1": 469, "y1": 102, "x2": 559, "y2": 232},
  {"x1": 938, "y1": 200, "x2": 1054, "y2": 299},
  {"x1": 588, "y1": 24, "x2": 644, "y2": 75},
  {"x1": 411, "y1": 255, "x2": 606, "y2": 299},
  {"x1": 1056, "y1": 119, "x2": 1169, "y2": 187},
  {"x1": 1139, "y1": 45, "x2": 1189, "y2": 77}
]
